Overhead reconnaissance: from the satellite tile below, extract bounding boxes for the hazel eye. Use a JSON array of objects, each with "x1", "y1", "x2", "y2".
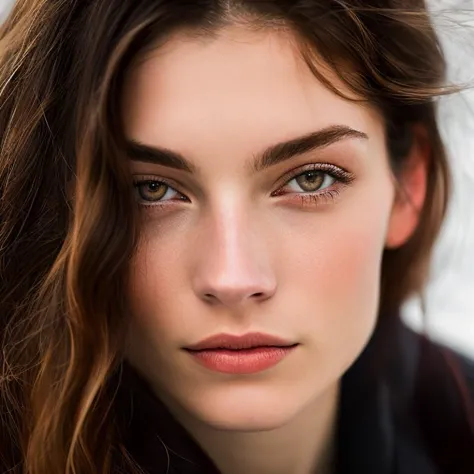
[
  {"x1": 288, "y1": 171, "x2": 336, "y2": 193},
  {"x1": 136, "y1": 181, "x2": 167, "y2": 201},
  {"x1": 134, "y1": 180, "x2": 183, "y2": 203},
  {"x1": 271, "y1": 163, "x2": 355, "y2": 207},
  {"x1": 289, "y1": 171, "x2": 335, "y2": 193}
]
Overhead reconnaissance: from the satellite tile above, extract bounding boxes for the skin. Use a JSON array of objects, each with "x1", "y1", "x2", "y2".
[{"x1": 122, "y1": 25, "x2": 427, "y2": 474}]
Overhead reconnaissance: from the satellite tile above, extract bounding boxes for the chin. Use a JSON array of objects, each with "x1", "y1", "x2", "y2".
[
  {"x1": 176, "y1": 383, "x2": 310, "y2": 432},
  {"x1": 194, "y1": 405, "x2": 296, "y2": 432}
]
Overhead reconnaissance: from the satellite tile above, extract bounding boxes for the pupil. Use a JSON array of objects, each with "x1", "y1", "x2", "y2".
[
  {"x1": 305, "y1": 171, "x2": 319, "y2": 182},
  {"x1": 148, "y1": 183, "x2": 161, "y2": 192}
]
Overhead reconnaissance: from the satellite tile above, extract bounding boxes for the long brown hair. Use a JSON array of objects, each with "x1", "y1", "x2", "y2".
[{"x1": 0, "y1": 1, "x2": 468, "y2": 473}]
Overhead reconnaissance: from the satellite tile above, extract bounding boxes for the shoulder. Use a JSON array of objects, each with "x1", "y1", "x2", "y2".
[
  {"x1": 339, "y1": 316, "x2": 474, "y2": 474},
  {"x1": 454, "y1": 349, "x2": 474, "y2": 395},
  {"x1": 405, "y1": 327, "x2": 474, "y2": 473},
  {"x1": 399, "y1": 322, "x2": 474, "y2": 413},
  {"x1": 416, "y1": 330, "x2": 474, "y2": 400}
]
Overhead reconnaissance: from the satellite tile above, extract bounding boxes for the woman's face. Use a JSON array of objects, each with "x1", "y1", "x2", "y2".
[{"x1": 122, "y1": 26, "x2": 417, "y2": 431}]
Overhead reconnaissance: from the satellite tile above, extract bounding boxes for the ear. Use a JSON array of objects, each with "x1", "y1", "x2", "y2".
[{"x1": 385, "y1": 126, "x2": 429, "y2": 249}]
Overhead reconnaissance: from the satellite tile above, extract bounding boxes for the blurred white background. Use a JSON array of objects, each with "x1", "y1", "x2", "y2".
[
  {"x1": 0, "y1": 0, "x2": 9, "y2": 23},
  {"x1": 1, "y1": 0, "x2": 473, "y2": 355}
]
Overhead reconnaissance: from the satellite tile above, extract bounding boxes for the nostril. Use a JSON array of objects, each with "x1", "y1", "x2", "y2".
[{"x1": 202, "y1": 291, "x2": 266, "y2": 303}]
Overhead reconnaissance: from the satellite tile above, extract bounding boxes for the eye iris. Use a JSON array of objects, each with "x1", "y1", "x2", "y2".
[
  {"x1": 295, "y1": 171, "x2": 324, "y2": 192},
  {"x1": 138, "y1": 182, "x2": 167, "y2": 201}
]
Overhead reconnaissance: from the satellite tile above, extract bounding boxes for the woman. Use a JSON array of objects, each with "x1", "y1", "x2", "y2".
[{"x1": 0, "y1": 0, "x2": 473, "y2": 473}]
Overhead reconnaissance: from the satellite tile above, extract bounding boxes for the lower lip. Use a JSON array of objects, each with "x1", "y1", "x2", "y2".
[{"x1": 186, "y1": 346, "x2": 296, "y2": 375}]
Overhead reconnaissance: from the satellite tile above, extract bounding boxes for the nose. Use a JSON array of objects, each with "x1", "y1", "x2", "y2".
[{"x1": 192, "y1": 208, "x2": 277, "y2": 309}]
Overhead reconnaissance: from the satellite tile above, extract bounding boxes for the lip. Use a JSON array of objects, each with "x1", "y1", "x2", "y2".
[
  {"x1": 184, "y1": 332, "x2": 298, "y2": 375},
  {"x1": 184, "y1": 332, "x2": 295, "y2": 351}
]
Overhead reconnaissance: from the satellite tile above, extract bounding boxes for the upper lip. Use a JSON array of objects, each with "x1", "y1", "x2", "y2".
[{"x1": 184, "y1": 332, "x2": 296, "y2": 351}]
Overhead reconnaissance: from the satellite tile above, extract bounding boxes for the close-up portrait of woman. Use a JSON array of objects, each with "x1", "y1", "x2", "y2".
[{"x1": 1, "y1": 1, "x2": 474, "y2": 473}]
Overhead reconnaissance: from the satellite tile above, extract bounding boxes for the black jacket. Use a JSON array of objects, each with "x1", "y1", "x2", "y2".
[{"x1": 115, "y1": 314, "x2": 474, "y2": 474}]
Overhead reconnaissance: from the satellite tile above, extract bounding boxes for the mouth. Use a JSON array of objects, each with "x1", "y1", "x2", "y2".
[
  {"x1": 184, "y1": 332, "x2": 296, "y2": 351},
  {"x1": 183, "y1": 332, "x2": 299, "y2": 375}
]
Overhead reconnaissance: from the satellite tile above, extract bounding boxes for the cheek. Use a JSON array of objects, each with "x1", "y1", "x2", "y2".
[
  {"x1": 316, "y1": 212, "x2": 387, "y2": 302},
  {"x1": 128, "y1": 239, "x2": 179, "y2": 324},
  {"x1": 330, "y1": 184, "x2": 394, "y2": 301},
  {"x1": 127, "y1": 223, "x2": 197, "y2": 351},
  {"x1": 274, "y1": 182, "x2": 394, "y2": 358},
  {"x1": 281, "y1": 191, "x2": 391, "y2": 298}
]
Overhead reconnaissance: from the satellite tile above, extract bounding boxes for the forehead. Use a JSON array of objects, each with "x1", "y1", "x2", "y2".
[{"x1": 122, "y1": 26, "x2": 382, "y2": 156}]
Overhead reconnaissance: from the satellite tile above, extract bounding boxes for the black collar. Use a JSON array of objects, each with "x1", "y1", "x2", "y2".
[{"x1": 336, "y1": 314, "x2": 435, "y2": 474}]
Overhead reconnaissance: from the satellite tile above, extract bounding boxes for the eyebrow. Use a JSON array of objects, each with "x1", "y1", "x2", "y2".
[{"x1": 126, "y1": 125, "x2": 368, "y2": 173}]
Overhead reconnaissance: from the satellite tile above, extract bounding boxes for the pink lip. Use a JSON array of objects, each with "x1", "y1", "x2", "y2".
[
  {"x1": 184, "y1": 332, "x2": 298, "y2": 375},
  {"x1": 185, "y1": 332, "x2": 294, "y2": 351}
]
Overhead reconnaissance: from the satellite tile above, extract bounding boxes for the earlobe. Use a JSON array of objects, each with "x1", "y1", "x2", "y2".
[{"x1": 385, "y1": 127, "x2": 429, "y2": 249}]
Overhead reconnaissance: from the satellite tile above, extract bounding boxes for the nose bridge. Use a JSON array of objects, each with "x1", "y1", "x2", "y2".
[{"x1": 192, "y1": 202, "x2": 276, "y2": 307}]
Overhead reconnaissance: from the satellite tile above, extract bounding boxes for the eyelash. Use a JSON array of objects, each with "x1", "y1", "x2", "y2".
[
  {"x1": 271, "y1": 163, "x2": 354, "y2": 207},
  {"x1": 133, "y1": 163, "x2": 354, "y2": 210}
]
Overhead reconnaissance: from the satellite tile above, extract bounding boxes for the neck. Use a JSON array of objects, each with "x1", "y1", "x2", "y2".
[{"x1": 178, "y1": 382, "x2": 339, "y2": 474}]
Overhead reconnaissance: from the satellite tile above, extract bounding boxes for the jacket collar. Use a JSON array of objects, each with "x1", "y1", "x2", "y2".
[{"x1": 336, "y1": 313, "x2": 435, "y2": 474}]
